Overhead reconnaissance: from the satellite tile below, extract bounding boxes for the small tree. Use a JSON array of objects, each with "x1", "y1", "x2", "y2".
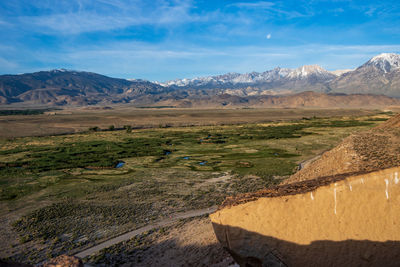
[
  {"x1": 108, "y1": 125, "x2": 115, "y2": 131},
  {"x1": 89, "y1": 126, "x2": 99, "y2": 132},
  {"x1": 124, "y1": 125, "x2": 132, "y2": 133}
]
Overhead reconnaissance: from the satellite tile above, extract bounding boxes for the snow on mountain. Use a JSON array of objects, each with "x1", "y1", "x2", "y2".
[
  {"x1": 330, "y1": 69, "x2": 353, "y2": 76},
  {"x1": 286, "y1": 65, "x2": 336, "y2": 79},
  {"x1": 363, "y1": 53, "x2": 400, "y2": 73},
  {"x1": 49, "y1": 69, "x2": 83, "y2": 74},
  {"x1": 52, "y1": 68, "x2": 67, "y2": 72},
  {"x1": 158, "y1": 65, "x2": 334, "y2": 88},
  {"x1": 149, "y1": 53, "x2": 400, "y2": 98},
  {"x1": 327, "y1": 53, "x2": 400, "y2": 97}
]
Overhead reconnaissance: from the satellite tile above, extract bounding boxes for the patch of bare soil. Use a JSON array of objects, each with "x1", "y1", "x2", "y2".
[
  {"x1": 129, "y1": 218, "x2": 234, "y2": 267},
  {"x1": 86, "y1": 217, "x2": 235, "y2": 267},
  {"x1": 284, "y1": 113, "x2": 400, "y2": 184},
  {"x1": 195, "y1": 173, "x2": 233, "y2": 188}
]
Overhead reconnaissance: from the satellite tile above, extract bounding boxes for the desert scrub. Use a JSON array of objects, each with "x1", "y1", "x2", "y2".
[
  {"x1": 85, "y1": 216, "x2": 206, "y2": 266},
  {"x1": 0, "y1": 109, "x2": 55, "y2": 116},
  {"x1": 228, "y1": 175, "x2": 280, "y2": 194},
  {"x1": 12, "y1": 201, "x2": 154, "y2": 246},
  {"x1": 86, "y1": 228, "x2": 161, "y2": 266},
  {"x1": 364, "y1": 117, "x2": 389, "y2": 122},
  {"x1": 309, "y1": 119, "x2": 373, "y2": 128}
]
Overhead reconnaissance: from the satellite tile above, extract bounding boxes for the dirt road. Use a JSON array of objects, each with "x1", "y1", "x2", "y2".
[{"x1": 74, "y1": 206, "x2": 218, "y2": 259}]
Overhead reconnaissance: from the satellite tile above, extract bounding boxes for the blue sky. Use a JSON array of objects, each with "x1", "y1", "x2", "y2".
[{"x1": 1, "y1": 0, "x2": 400, "y2": 81}]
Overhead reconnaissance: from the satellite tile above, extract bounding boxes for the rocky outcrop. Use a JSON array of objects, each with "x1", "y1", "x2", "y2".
[{"x1": 210, "y1": 167, "x2": 400, "y2": 266}]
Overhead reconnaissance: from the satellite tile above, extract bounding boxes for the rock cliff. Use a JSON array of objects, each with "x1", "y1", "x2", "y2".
[
  {"x1": 210, "y1": 114, "x2": 400, "y2": 266},
  {"x1": 210, "y1": 167, "x2": 400, "y2": 266}
]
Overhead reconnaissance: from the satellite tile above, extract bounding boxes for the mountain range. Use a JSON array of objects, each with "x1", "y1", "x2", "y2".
[
  {"x1": 0, "y1": 69, "x2": 167, "y2": 106},
  {"x1": 0, "y1": 53, "x2": 400, "y2": 108},
  {"x1": 159, "y1": 53, "x2": 400, "y2": 97}
]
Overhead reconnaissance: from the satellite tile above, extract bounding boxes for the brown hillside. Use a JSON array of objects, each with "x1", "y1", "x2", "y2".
[
  {"x1": 284, "y1": 113, "x2": 400, "y2": 184},
  {"x1": 374, "y1": 113, "x2": 400, "y2": 129},
  {"x1": 149, "y1": 91, "x2": 400, "y2": 109}
]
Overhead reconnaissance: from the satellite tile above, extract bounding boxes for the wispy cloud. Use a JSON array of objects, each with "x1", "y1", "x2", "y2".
[
  {"x1": 0, "y1": 19, "x2": 10, "y2": 26},
  {"x1": 229, "y1": 1, "x2": 275, "y2": 9},
  {"x1": 4, "y1": 0, "x2": 314, "y2": 35},
  {"x1": 8, "y1": 0, "x2": 203, "y2": 34},
  {"x1": 0, "y1": 57, "x2": 18, "y2": 70},
  {"x1": 228, "y1": 1, "x2": 312, "y2": 19}
]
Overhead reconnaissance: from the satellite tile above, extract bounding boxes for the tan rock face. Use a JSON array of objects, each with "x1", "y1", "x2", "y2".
[{"x1": 210, "y1": 167, "x2": 400, "y2": 266}]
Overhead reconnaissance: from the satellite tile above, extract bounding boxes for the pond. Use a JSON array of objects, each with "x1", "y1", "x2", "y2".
[{"x1": 115, "y1": 161, "x2": 125, "y2": 168}]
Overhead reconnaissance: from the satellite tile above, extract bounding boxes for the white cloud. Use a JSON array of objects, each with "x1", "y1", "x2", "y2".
[
  {"x1": 14, "y1": 0, "x2": 203, "y2": 34},
  {"x1": 266, "y1": 33, "x2": 271, "y2": 39},
  {"x1": 230, "y1": 1, "x2": 275, "y2": 9},
  {"x1": 229, "y1": 1, "x2": 311, "y2": 19},
  {"x1": 0, "y1": 19, "x2": 10, "y2": 26},
  {"x1": 0, "y1": 57, "x2": 18, "y2": 69}
]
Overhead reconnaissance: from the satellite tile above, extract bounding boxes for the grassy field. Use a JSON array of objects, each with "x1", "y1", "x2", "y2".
[{"x1": 0, "y1": 109, "x2": 393, "y2": 264}]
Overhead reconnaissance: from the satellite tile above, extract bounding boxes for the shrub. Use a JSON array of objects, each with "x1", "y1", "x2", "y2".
[{"x1": 123, "y1": 125, "x2": 132, "y2": 133}]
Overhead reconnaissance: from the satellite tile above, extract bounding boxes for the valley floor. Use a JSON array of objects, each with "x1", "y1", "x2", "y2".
[
  {"x1": 0, "y1": 107, "x2": 379, "y2": 138},
  {"x1": 0, "y1": 108, "x2": 394, "y2": 266}
]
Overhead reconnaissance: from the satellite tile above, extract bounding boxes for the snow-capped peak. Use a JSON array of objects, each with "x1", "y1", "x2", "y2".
[
  {"x1": 48, "y1": 69, "x2": 84, "y2": 74},
  {"x1": 157, "y1": 65, "x2": 336, "y2": 87},
  {"x1": 50, "y1": 68, "x2": 68, "y2": 72},
  {"x1": 365, "y1": 53, "x2": 400, "y2": 73},
  {"x1": 287, "y1": 65, "x2": 335, "y2": 79},
  {"x1": 330, "y1": 69, "x2": 353, "y2": 76}
]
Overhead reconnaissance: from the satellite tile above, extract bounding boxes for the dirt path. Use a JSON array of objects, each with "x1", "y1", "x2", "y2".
[
  {"x1": 298, "y1": 154, "x2": 323, "y2": 170},
  {"x1": 74, "y1": 206, "x2": 218, "y2": 259}
]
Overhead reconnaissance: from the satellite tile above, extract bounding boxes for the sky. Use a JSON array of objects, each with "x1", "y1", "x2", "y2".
[{"x1": 1, "y1": 0, "x2": 400, "y2": 81}]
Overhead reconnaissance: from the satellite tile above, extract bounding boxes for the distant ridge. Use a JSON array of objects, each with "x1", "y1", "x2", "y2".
[
  {"x1": 0, "y1": 69, "x2": 167, "y2": 105},
  {"x1": 1, "y1": 53, "x2": 400, "y2": 107}
]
